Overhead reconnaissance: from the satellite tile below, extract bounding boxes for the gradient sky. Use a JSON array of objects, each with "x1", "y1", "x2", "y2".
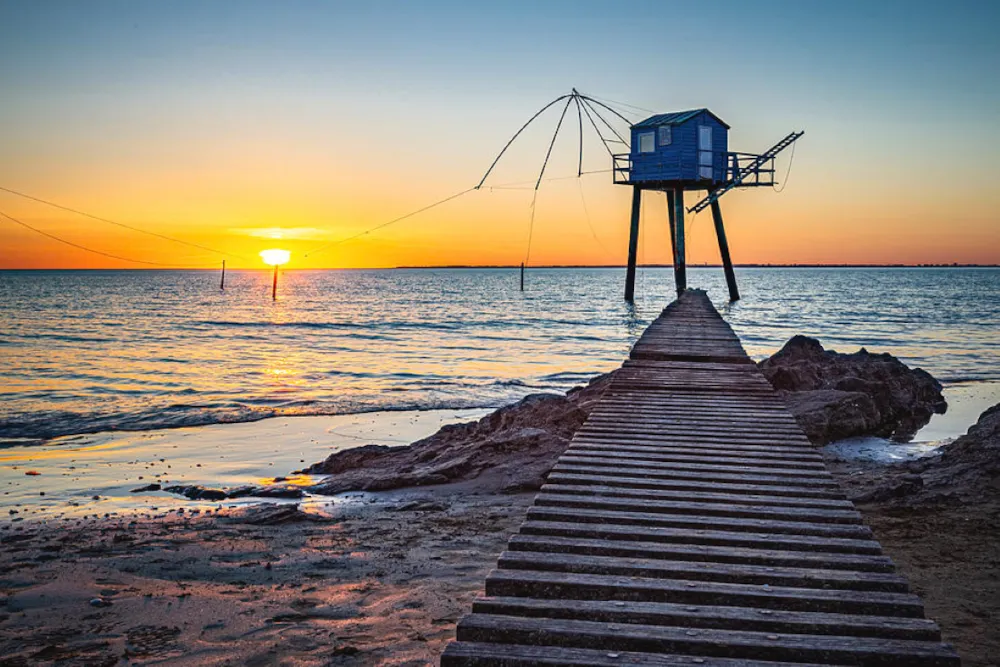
[{"x1": 1, "y1": 0, "x2": 998, "y2": 268}]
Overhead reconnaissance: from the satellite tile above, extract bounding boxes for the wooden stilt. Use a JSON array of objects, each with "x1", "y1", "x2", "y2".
[
  {"x1": 272, "y1": 265, "x2": 278, "y2": 301},
  {"x1": 220, "y1": 260, "x2": 226, "y2": 291},
  {"x1": 624, "y1": 186, "x2": 641, "y2": 302},
  {"x1": 710, "y1": 194, "x2": 740, "y2": 302},
  {"x1": 673, "y1": 188, "x2": 686, "y2": 295},
  {"x1": 665, "y1": 190, "x2": 677, "y2": 279},
  {"x1": 520, "y1": 262, "x2": 525, "y2": 292}
]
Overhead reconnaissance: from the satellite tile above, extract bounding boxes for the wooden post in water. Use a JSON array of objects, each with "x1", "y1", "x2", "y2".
[
  {"x1": 673, "y1": 188, "x2": 686, "y2": 295},
  {"x1": 624, "y1": 185, "x2": 641, "y2": 302},
  {"x1": 710, "y1": 194, "x2": 740, "y2": 302},
  {"x1": 271, "y1": 265, "x2": 278, "y2": 301},
  {"x1": 519, "y1": 262, "x2": 524, "y2": 291},
  {"x1": 220, "y1": 260, "x2": 226, "y2": 291}
]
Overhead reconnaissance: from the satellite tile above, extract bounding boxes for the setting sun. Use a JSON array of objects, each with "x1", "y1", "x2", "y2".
[{"x1": 259, "y1": 248, "x2": 291, "y2": 266}]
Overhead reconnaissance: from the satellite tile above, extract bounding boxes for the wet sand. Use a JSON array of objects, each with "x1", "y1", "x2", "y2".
[
  {"x1": 0, "y1": 484, "x2": 532, "y2": 665},
  {"x1": 0, "y1": 409, "x2": 490, "y2": 521}
]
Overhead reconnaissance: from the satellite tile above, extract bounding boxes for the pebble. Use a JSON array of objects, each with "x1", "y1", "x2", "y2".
[{"x1": 89, "y1": 597, "x2": 112, "y2": 608}]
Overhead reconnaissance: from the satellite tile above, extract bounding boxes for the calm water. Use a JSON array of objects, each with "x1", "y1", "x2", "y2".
[{"x1": 1, "y1": 267, "x2": 998, "y2": 443}]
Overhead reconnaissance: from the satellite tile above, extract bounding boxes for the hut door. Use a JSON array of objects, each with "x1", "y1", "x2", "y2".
[{"x1": 698, "y1": 125, "x2": 713, "y2": 179}]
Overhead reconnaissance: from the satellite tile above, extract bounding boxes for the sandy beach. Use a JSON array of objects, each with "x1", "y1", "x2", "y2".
[{"x1": 2, "y1": 376, "x2": 998, "y2": 665}]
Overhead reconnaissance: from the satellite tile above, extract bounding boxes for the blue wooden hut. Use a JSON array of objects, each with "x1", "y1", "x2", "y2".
[
  {"x1": 628, "y1": 109, "x2": 730, "y2": 185},
  {"x1": 612, "y1": 106, "x2": 802, "y2": 304}
]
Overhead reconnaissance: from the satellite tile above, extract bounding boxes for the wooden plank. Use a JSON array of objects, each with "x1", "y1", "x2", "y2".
[
  {"x1": 563, "y1": 448, "x2": 827, "y2": 470},
  {"x1": 584, "y1": 414, "x2": 803, "y2": 431},
  {"x1": 442, "y1": 642, "x2": 832, "y2": 667},
  {"x1": 570, "y1": 431, "x2": 813, "y2": 448},
  {"x1": 567, "y1": 443, "x2": 823, "y2": 462},
  {"x1": 549, "y1": 464, "x2": 837, "y2": 489},
  {"x1": 483, "y1": 570, "x2": 925, "y2": 616},
  {"x1": 554, "y1": 458, "x2": 830, "y2": 481},
  {"x1": 621, "y1": 359, "x2": 758, "y2": 371},
  {"x1": 508, "y1": 534, "x2": 895, "y2": 572},
  {"x1": 544, "y1": 472, "x2": 847, "y2": 500},
  {"x1": 567, "y1": 434, "x2": 813, "y2": 450},
  {"x1": 540, "y1": 484, "x2": 852, "y2": 510},
  {"x1": 519, "y1": 520, "x2": 883, "y2": 555},
  {"x1": 569, "y1": 439, "x2": 818, "y2": 456},
  {"x1": 471, "y1": 597, "x2": 942, "y2": 641},
  {"x1": 456, "y1": 615, "x2": 959, "y2": 666},
  {"x1": 578, "y1": 424, "x2": 808, "y2": 441},
  {"x1": 498, "y1": 550, "x2": 907, "y2": 593},
  {"x1": 524, "y1": 507, "x2": 873, "y2": 540},
  {"x1": 576, "y1": 426, "x2": 811, "y2": 445},
  {"x1": 585, "y1": 414, "x2": 803, "y2": 429},
  {"x1": 533, "y1": 493, "x2": 863, "y2": 525},
  {"x1": 629, "y1": 352, "x2": 756, "y2": 364}
]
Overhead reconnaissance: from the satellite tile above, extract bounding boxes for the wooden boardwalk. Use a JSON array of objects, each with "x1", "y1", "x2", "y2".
[{"x1": 442, "y1": 290, "x2": 960, "y2": 667}]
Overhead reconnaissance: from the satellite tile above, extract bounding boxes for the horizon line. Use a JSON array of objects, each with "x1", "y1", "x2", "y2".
[{"x1": 2, "y1": 263, "x2": 998, "y2": 271}]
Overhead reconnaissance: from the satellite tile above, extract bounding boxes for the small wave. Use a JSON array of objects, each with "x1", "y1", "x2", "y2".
[
  {"x1": 938, "y1": 376, "x2": 1000, "y2": 384},
  {"x1": 0, "y1": 396, "x2": 509, "y2": 444}
]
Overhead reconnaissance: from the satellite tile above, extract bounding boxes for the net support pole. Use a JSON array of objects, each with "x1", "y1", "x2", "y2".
[
  {"x1": 220, "y1": 260, "x2": 226, "y2": 291},
  {"x1": 520, "y1": 262, "x2": 525, "y2": 292},
  {"x1": 710, "y1": 193, "x2": 740, "y2": 302},
  {"x1": 272, "y1": 265, "x2": 278, "y2": 301},
  {"x1": 673, "y1": 188, "x2": 687, "y2": 296},
  {"x1": 624, "y1": 185, "x2": 641, "y2": 302}
]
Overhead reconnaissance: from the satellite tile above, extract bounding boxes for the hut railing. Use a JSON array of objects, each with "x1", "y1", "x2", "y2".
[{"x1": 727, "y1": 152, "x2": 777, "y2": 186}]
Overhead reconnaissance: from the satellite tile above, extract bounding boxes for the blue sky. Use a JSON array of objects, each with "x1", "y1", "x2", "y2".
[{"x1": 1, "y1": 0, "x2": 998, "y2": 266}]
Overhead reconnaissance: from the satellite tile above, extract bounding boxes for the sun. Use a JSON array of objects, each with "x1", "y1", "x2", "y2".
[{"x1": 259, "y1": 249, "x2": 291, "y2": 266}]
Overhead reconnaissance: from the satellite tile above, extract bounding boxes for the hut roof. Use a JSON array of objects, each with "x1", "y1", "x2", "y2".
[{"x1": 633, "y1": 109, "x2": 730, "y2": 130}]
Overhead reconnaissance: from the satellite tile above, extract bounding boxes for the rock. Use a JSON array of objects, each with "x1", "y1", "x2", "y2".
[
  {"x1": 226, "y1": 484, "x2": 305, "y2": 499},
  {"x1": 393, "y1": 499, "x2": 447, "y2": 512},
  {"x1": 163, "y1": 485, "x2": 228, "y2": 501},
  {"x1": 759, "y1": 336, "x2": 946, "y2": 444},
  {"x1": 851, "y1": 402, "x2": 1000, "y2": 508},
  {"x1": 222, "y1": 504, "x2": 334, "y2": 525},
  {"x1": 130, "y1": 484, "x2": 162, "y2": 493},
  {"x1": 856, "y1": 474, "x2": 924, "y2": 503},
  {"x1": 89, "y1": 597, "x2": 112, "y2": 608},
  {"x1": 302, "y1": 372, "x2": 615, "y2": 495}
]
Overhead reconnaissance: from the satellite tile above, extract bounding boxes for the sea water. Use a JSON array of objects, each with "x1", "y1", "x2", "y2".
[{"x1": 2, "y1": 267, "x2": 998, "y2": 444}]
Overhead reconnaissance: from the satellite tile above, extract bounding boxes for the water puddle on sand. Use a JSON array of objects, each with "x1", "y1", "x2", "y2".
[
  {"x1": 0, "y1": 408, "x2": 490, "y2": 522},
  {"x1": 823, "y1": 380, "x2": 1000, "y2": 463}
]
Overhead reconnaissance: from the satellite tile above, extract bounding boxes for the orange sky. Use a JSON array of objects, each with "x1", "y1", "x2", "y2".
[{"x1": 2, "y1": 3, "x2": 998, "y2": 269}]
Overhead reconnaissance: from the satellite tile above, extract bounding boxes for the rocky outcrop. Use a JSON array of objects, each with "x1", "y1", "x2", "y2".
[
  {"x1": 301, "y1": 372, "x2": 615, "y2": 494},
  {"x1": 759, "y1": 336, "x2": 946, "y2": 444},
  {"x1": 857, "y1": 402, "x2": 1000, "y2": 506}
]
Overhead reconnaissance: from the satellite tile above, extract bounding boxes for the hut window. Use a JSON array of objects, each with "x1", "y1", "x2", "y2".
[
  {"x1": 658, "y1": 126, "x2": 672, "y2": 146},
  {"x1": 638, "y1": 132, "x2": 655, "y2": 153}
]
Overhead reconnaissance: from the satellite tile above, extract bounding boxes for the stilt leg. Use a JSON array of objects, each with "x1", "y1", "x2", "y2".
[
  {"x1": 666, "y1": 190, "x2": 678, "y2": 292},
  {"x1": 673, "y1": 188, "x2": 686, "y2": 295},
  {"x1": 710, "y1": 195, "x2": 740, "y2": 301},
  {"x1": 666, "y1": 190, "x2": 677, "y2": 265},
  {"x1": 624, "y1": 185, "x2": 641, "y2": 302}
]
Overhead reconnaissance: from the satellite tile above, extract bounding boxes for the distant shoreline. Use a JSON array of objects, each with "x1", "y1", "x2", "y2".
[{"x1": 2, "y1": 264, "x2": 998, "y2": 271}]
